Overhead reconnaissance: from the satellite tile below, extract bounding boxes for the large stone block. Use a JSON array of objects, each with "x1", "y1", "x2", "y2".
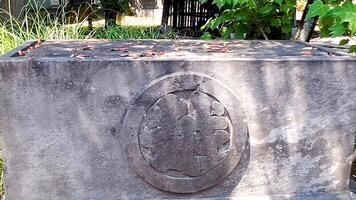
[{"x1": 0, "y1": 40, "x2": 355, "y2": 200}]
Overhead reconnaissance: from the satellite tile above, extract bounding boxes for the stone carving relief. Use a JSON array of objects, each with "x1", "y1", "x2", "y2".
[
  {"x1": 122, "y1": 73, "x2": 248, "y2": 193},
  {"x1": 140, "y1": 91, "x2": 231, "y2": 177}
]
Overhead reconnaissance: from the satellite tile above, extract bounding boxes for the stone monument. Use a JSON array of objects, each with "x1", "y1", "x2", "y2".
[{"x1": 0, "y1": 40, "x2": 355, "y2": 199}]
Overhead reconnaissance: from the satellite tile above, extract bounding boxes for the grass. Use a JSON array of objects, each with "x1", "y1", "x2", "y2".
[
  {"x1": 0, "y1": 2, "x2": 182, "y2": 55},
  {"x1": 94, "y1": 25, "x2": 182, "y2": 40},
  {"x1": 1, "y1": 2, "x2": 99, "y2": 54},
  {"x1": 0, "y1": 2, "x2": 93, "y2": 55}
]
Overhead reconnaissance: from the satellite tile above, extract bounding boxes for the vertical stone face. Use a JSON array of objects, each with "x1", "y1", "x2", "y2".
[{"x1": 0, "y1": 40, "x2": 355, "y2": 200}]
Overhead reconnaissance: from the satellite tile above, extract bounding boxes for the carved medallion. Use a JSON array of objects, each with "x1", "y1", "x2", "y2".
[{"x1": 122, "y1": 73, "x2": 248, "y2": 193}]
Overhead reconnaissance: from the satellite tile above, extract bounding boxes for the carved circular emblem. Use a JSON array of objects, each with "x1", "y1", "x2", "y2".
[
  {"x1": 123, "y1": 73, "x2": 248, "y2": 193},
  {"x1": 140, "y1": 91, "x2": 232, "y2": 177}
]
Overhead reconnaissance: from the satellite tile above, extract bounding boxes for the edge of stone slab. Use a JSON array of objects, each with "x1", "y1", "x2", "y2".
[
  {"x1": 157, "y1": 192, "x2": 355, "y2": 200},
  {"x1": 1, "y1": 40, "x2": 356, "y2": 62},
  {"x1": 0, "y1": 40, "x2": 37, "y2": 59},
  {"x1": 295, "y1": 40, "x2": 354, "y2": 57}
]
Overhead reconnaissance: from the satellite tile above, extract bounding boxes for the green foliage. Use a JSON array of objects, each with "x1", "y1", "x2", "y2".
[
  {"x1": 307, "y1": 0, "x2": 356, "y2": 37},
  {"x1": 200, "y1": 0, "x2": 296, "y2": 39},
  {"x1": 349, "y1": 45, "x2": 356, "y2": 53}
]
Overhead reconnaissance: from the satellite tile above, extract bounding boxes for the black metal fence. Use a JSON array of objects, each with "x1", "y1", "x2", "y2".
[{"x1": 162, "y1": 0, "x2": 219, "y2": 36}]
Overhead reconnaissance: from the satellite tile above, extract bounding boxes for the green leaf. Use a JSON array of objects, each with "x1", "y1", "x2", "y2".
[
  {"x1": 339, "y1": 39, "x2": 349, "y2": 45},
  {"x1": 231, "y1": 0, "x2": 239, "y2": 7},
  {"x1": 222, "y1": 26, "x2": 234, "y2": 39},
  {"x1": 274, "y1": 0, "x2": 283, "y2": 6},
  {"x1": 319, "y1": 14, "x2": 335, "y2": 37},
  {"x1": 348, "y1": 45, "x2": 356, "y2": 53},
  {"x1": 210, "y1": 18, "x2": 221, "y2": 29},
  {"x1": 214, "y1": 0, "x2": 226, "y2": 9},
  {"x1": 247, "y1": 0, "x2": 257, "y2": 9},
  {"x1": 306, "y1": 0, "x2": 330, "y2": 19},
  {"x1": 281, "y1": 23, "x2": 292, "y2": 34},
  {"x1": 201, "y1": 32, "x2": 213, "y2": 40},
  {"x1": 332, "y1": 2, "x2": 356, "y2": 34},
  {"x1": 259, "y1": 5, "x2": 275, "y2": 15},
  {"x1": 234, "y1": 23, "x2": 248, "y2": 39},
  {"x1": 329, "y1": 22, "x2": 346, "y2": 37},
  {"x1": 348, "y1": 20, "x2": 356, "y2": 35},
  {"x1": 271, "y1": 19, "x2": 281, "y2": 27}
]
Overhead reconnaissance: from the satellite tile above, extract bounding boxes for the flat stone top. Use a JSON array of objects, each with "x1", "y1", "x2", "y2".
[{"x1": 2, "y1": 39, "x2": 355, "y2": 61}]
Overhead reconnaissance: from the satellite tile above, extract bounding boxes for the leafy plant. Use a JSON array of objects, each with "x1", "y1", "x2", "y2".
[
  {"x1": 200, "y1": 0, "x2": 296, "y2": 39},
  {"x1": 306, "y1": 0, "x2": 356, "y2": 52},
  {"x1": 307, "y1": 0, "x2": 355, "y2": 36}
]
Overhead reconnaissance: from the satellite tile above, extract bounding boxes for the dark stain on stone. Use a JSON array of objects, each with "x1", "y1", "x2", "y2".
[{"x1": 110, "y1": 127, "x2": 118, "y2": 137}]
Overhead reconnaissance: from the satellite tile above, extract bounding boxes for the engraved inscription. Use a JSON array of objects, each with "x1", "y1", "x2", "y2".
[
  {"x1": 139, "y1": 90, "x2": 231, "y2": 177},
  {"x1": 123, "y1": 73, "x2": 248, "y2": 193}
]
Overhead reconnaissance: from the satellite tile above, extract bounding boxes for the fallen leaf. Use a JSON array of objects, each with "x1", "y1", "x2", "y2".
[
  {"x1": 17, "y1": 50, "x2": 27, "y2": 56},
  {"x1": 156, "y1": 52, "x2": 165, "y2": 56},
  {"x1": 145, "y1": 50, "x2": 154, "y2": 57},
  {"x1": 34, "y1": 44, "x2": 41, "y2": 48},
  {"x1": 339, "y1": 39, "x2": 350, "y2": 46}
]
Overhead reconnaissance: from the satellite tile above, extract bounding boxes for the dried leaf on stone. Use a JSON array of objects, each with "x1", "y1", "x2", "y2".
[
  {"x1": 145, "y1": 50, "x2": 154, "y2": 57},
  {"x1": 34, "y1": 40, "x2": 43, "y2": 48},
  {"x1": 156, "y1": 52, "x2": 165, "y2": 56},
  {"x1": 17, "y1": 50, "x2": 27, "y2": 56}
]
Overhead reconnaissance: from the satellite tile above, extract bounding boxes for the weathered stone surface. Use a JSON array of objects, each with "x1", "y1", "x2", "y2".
[{"x1": 0, "y1": 40, "x2": 355, "y2": 200}]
